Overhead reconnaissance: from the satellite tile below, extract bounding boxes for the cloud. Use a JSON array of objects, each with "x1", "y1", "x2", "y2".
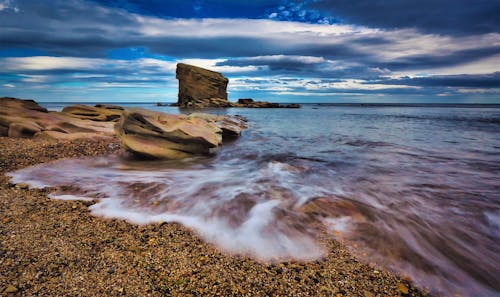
[
  {"x1": 305, "y1": 0, "x2": 500, "y2": 36},
  {"x1": 0, "y1": 0, "x2": 498, "y2": 103},
  {"x1": 0, "y1": 0, "x2": 18, "y2": 12},
  {"x1": 378, "y1": 72, "x2": 500, "y2": 88}
]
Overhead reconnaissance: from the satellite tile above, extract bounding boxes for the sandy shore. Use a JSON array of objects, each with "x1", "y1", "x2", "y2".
[{"x1": 0, "y1": 136, "x2": 430, "y2": 296}]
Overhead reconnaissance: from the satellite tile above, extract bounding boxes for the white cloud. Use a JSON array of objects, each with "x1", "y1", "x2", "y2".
[
  {"x1": 2, "y1": 83, "x2": 15, "y2": 88},
  {"x1": 0, "y1": 0, "x2": 18, "y2": 12}
]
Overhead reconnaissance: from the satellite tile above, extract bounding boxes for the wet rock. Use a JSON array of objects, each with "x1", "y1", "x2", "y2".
[
  {"x1": 233, "y1": 99, "x2": 300, "y2": 108},
  {"x1": 398, "y1": 283, "x2": 409, "y2": 294},
  {"x1": 115, "y1": 108, "x2": 245, "y2": 159},
  {"x1": 94, "y1": 104, "x2": 124, "y2": 110},
  {"x1": 187, "y1": 113, "x2": 247, "y2": 139},
  {"x1": 237, "y1": 98, "x2": 254, "y2": 104},
  {"x1": 176, "y1": 63, "x2": 230, "y2": 108}
]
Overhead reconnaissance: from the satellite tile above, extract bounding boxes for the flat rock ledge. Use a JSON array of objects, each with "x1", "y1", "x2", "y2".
[{"x1": 0, "y1": 97, "x2": 247, "y2": 159}]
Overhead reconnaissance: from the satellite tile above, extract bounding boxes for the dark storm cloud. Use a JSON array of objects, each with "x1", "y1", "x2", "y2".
[
  {"x1": 306, "y1": 0, "x2": 500, "y2": 36},
  {"x1": 0, "y1": 0, "x2": 498, "y2": 103},
  {"x1": 374, "y1": 46, "x2": 500, "y2": 71},
  {"x1": 379, "y1": 73, "x2": 500, "y2": 88}
]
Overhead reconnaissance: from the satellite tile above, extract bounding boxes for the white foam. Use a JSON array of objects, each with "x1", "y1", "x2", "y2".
[{"x1": 7, "y1": 157, "x2": 334, "y2": 261}]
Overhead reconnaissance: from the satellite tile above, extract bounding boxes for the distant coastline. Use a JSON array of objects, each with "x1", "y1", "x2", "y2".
[{"x1": 38, "y1": 101, "x2": 500, "y2": 108}]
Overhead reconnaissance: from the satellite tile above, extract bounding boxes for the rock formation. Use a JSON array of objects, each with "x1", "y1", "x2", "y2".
[
  {"x1": 115, "y1": 109, "x2": 247, "y2": 159},
  {"x1": 233, "y1": 98, "x2": 300, "y2": 108},
  {"x1": 176, "y1": 63, "x2": 230, "y2": 108},
  {"x1": 0, "y1": 97, "x2": 115, "y2": 140},
  {"x1": 175, "y1": 64, "x2": 300, "y2": 108},
  {"x1": 1, "y1": 97, "x2": 247, "y2": 159}
]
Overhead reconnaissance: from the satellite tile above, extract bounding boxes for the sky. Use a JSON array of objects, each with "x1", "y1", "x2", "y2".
[{"x1": 0, "y1": 0, "x2": 499, "y2": 103}]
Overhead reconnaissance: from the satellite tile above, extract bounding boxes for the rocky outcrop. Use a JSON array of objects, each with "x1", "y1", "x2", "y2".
[
  {"x1": 115, "y1": 109, "x2": 247, "y2": 159},
  {"x1": 174, "y1": 63, "x2": 300, "y2": 108},
  {"x1": 0, "y1": 97, "x2": 115, "y2": 140},
  {"x1": 176, "y1": 63, "x2": 230, "y2": 108},
  {"x1": 233, "y1": 98, "x2": 300, "y2": 108},
  {"x1": 1, "y1": 97, "x2": 248, "y2": 159}
]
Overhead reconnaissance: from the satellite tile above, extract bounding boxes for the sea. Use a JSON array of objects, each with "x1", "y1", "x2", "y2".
[{"x1": 9, "y1": 103, "x2": 500, "y2": 296}]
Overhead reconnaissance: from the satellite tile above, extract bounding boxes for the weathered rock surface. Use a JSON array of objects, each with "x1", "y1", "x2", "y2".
[
  {"x1": 175, "y1": 64, "x2": 300, "y2": 108},
  {"x1": 176, "y1": 63, "x2": 230, "y2": 108},
  {"x1": 115, "y1": 109, "x2": 247, "y2": 159},
  {"x1": 0, "y1": 97, "x2": 115, "y2": 139},
  {"x1": 61, "y1": 104, "x2": 123, "y2": 121},
  {"x1": 1, "y1": 97, "x2": 247, "y2": 159}
]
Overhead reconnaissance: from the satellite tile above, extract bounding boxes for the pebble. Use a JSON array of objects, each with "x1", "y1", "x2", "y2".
[
  {"x1": 0, "y1": 137, "x2": 431, "y2": 297},
  {"x1": 4, "y1": 285, "x2": 18, "y2": 293},
  {"x1": 398, "y1": 283, "x2": 409, "y2": 294},
  {"x1": 15, "y1": 183, "x2": 29, "y2": 189}
]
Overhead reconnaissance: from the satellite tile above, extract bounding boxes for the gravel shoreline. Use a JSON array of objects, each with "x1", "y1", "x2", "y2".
[{"x1": 0, "y1": 137, "x2": 430, "y2": 296}]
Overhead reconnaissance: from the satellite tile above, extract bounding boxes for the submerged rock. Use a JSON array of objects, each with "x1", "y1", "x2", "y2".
[
  {"x1": 176, "y1": 63, "x2": 230, "y2": 108},
  {"x1": 115, "y1": 109, "x2": 247, "y2": 159}
]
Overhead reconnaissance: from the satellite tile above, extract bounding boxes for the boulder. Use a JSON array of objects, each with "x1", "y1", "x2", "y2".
[
  {"x1": 115, "y1": 109, "x2": 247, "y2": 159},
  {"x1": 176, "y1": 63, "x2": 230, "y2": 108},
  {"x1": 1, "y1": 98, "x2": 247, "y2": 158}
]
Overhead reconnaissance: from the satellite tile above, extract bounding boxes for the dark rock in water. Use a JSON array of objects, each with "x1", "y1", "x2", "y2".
[
  {"x1": 176, "y1": 63, "x2": 230, "y2": 108},
  {"x1": 115, "y1": 108, "x2": 247, "y2": 159},
  {"x1": 95, "y1": 104, "x2": 124, "y2": 110},
  {"x1": 237, "y1": 98, "x2": 254, "y2": 104},
  {"x1": 233, "y1": 99, "x2": 300, "y2": 108}
]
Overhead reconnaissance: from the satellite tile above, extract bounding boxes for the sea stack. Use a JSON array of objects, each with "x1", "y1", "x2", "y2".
[{"x1": 176, "y1": 63, "x2": 230, "y2": 108}]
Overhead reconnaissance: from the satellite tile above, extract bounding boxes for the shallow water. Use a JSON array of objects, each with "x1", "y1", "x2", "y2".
[{"x1": 10, "y1": 104, "x2": 500, "y2": 296}]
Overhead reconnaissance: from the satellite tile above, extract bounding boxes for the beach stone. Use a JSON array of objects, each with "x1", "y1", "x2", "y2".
[
  {"x1": 176, "y1": 63, "x2": 230, "y2": 108},
  {"x1": 115, "y1": 108, "x2": 227, "y2": 159},
  {"x1": 4, "y1": 285, "x2": 18, "y2": 293},
  {"x1": 15, "y1": 183, "x2": 29, "y2": 189}
]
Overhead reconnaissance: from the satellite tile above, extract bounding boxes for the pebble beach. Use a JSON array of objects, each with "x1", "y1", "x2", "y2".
[{"x1": 0, "y1": 136, "x2": 429, "y2": 296}]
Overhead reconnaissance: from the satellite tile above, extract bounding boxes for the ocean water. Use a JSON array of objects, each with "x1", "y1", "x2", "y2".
[{"x1": 10, "y1": 103, "x2": 500, "y2": 296}]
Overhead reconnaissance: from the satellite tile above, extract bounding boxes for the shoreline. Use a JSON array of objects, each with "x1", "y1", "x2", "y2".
[{"x1": 0, "y1": 137, "x2": 429, "y2": 296}]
